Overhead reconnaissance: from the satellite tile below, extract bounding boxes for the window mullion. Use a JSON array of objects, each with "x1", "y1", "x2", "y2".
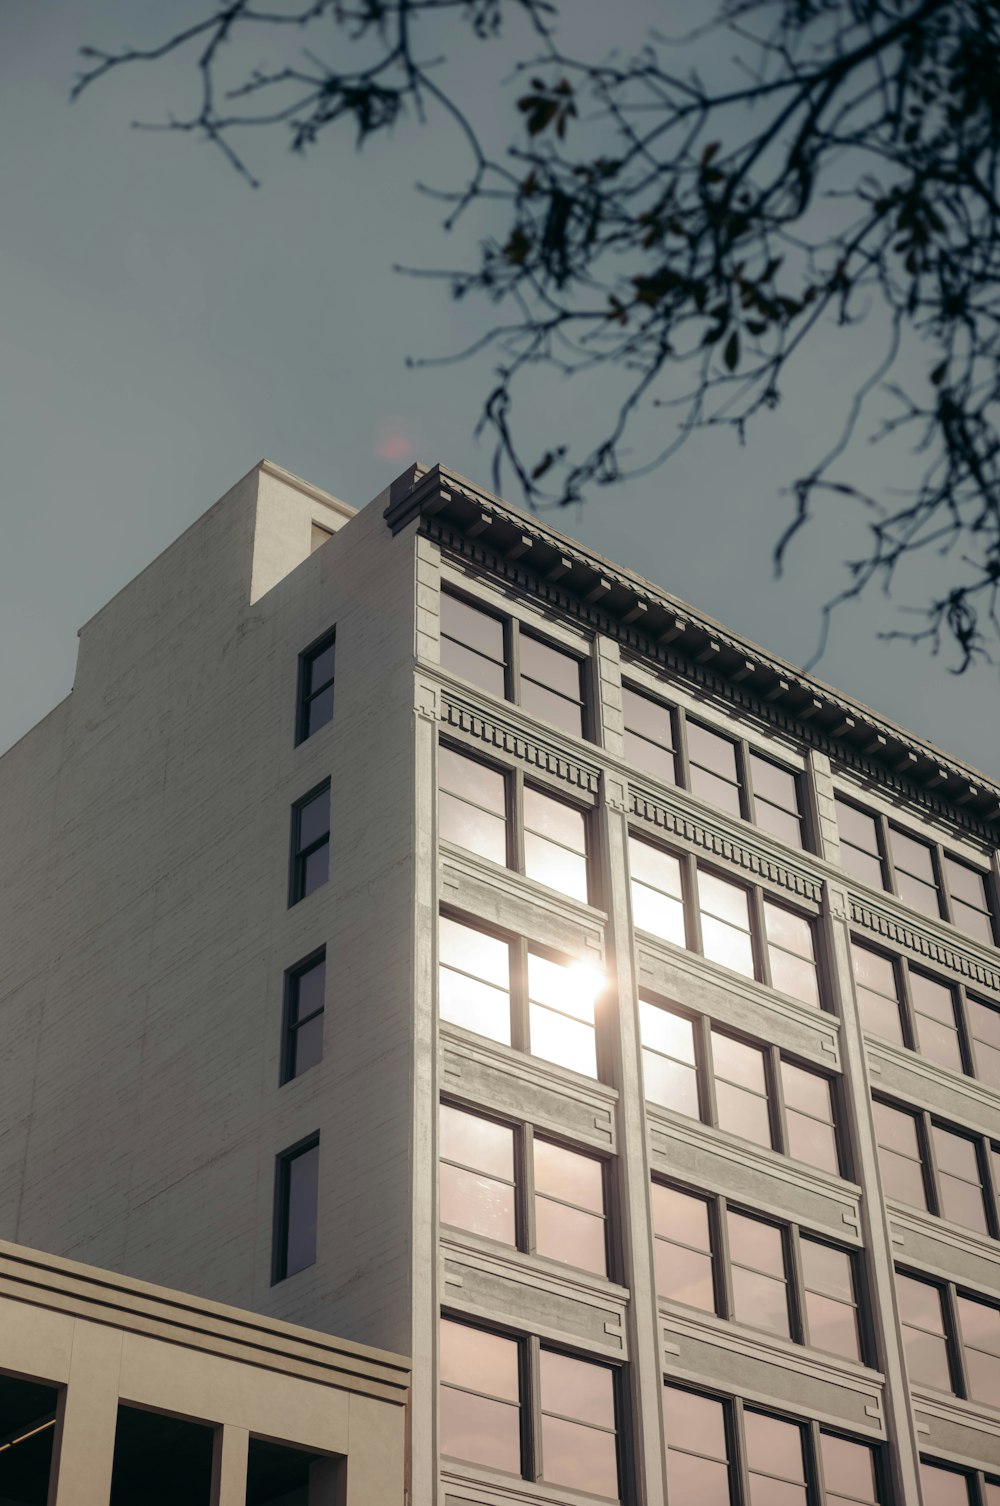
[
  {"x1": 715, "y1": 1195, "x2": 736, "y2": 1321},
  {"x1": 522, "y1": 1124, "x2": 536, "y2": 1257},
  {"x1": 513, "y1": 937, "x2": 530, "y2": 1053},
  {"x1": 786, "y1": 1226, "x2": 808, "y2": 1347},
  {"x1": 738, "y1": 741, "x2": 755, "y2": 824},
  {"x1": 749, "y1": 885, "x2": 770, "y2": 987},
  {"x1": 955, "y1": 984, "x2": 977, "y2": 1080},
  {"x1": 510, "y1": 767, "x2": 525, "y2": 873},
  {"x1": 683, "y1": 853, "x2": 703, "y2": 954},
  {"x1": 979, "y1": 1136, "x2": 1000, "y2": 1237},
  {"x1": 769, "y1": 1047, "x2": 789, "y2": 1156},
  {"x1": 922, "y1": 1112, "x2": 944, "y2": 1219},
  {"x1": 698, "y1": 1016, "x2": 718, "y2": 1130},
  {"x1": 674, "y1": 705, "x2": 692, "y2": 792},
  {"x1": 507, "y1": 617, "x2": 520, "y2": 707},
  {"x1": 731, "y1": 1394, "x2": 752, "y2": 1506},
  {"x1": 943, "y1": 1282, "x2": 972, "y2": 1400},
  {"x1": 526, "y1": 1335, "x2": 542, "y2": 1483},
  {"x1": 878, "y1": 814, "x2": 897, "y2": 895},
  {"x1": 807, "y1": 1419, "x2": 825, "y2": 1503},
  {"x1": 934, "y1": 844, "x2": 954, "y2": 926},
  {"x1": 897, "y1": 959, "x2": 919, "y2": 1052}
]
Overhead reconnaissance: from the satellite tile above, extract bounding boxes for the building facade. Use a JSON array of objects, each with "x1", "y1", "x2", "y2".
[{"x1": 1, "y1": 457, "x2": 999, "y2": 1505}]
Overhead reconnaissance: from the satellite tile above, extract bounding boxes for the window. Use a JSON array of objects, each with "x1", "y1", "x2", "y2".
[
  {"x1": 628, "y1": 835, "x2": 821, "y2": 1009},
  {"x1": 662, "y1": 1387, "x2": 883, "y2": 1505},
  {"x1": 873, "y1": 1099, "x2": 998, "y2": 1236},
  {"x1": 638, "y1": 997, "x2": 842, "y2": 1175},
  {"x1": 921, "y1": 1458, "x2": 1000, "y2": 1505},
  {"x1": 897, "y1": 1270, "x2": 1000, "y2": 1407},
  {"x1": 281, "y1": 950, "x2": 325, "y2": 1083},
  {"x1": 438, "y1": 913, "x2": 605, "y2": 1079},
  {"x1": 622, "y1": 678, "x2": 807, "y2": 847},
  {"x1": 439, "y1": 1317, "x2": 621, "y2": 1498},
  {"x1": 439, "y1": 744, "x2": 591, "y2": 904},
  {"x1": 835, "y1": 796, "x2": 996, "y2": 946},
  {"x1": 652, "y1": 1184, "x2": 864, "y2": 1361},
  {"x1": 439, "y1": 1102, "x2": 609, "y2": 1277},
  {"x1": 289, "y1": 783, "x2": 330, "y2": 904},
  {"x1": 296, "y1": 628, "x2": 335, "y2": 742},
  {"x1": 440, "y1": 588, "x2": 589, "y2": 739},
  {"x1": 273, "y1": 1136, "x2": 319, "y2": 1282}
]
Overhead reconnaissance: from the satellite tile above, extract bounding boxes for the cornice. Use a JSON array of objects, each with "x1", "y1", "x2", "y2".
[{"x1": 385, "y1": 463, "x2": 1000, "y2": 837}]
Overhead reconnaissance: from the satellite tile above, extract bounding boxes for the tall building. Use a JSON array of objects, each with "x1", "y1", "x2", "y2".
[{"x1": 1, "y1": 457, "x2": 998, "y2": 1506}]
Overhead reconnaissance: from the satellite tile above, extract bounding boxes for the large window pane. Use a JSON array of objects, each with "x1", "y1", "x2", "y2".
[
  {"x1": 623, "y1": 685, "x2": 677, "y2": 784},
  {"x1": 780, "y1": 1062, "x2": 840, "y2": 1175},
  {"x1": 439, "y1": 1320, "x2": 521, "y2": 1473},
  {"x1": 764, "y1": 901, "x2": 819, "y2": 1008},
  {"x1": 688, "y1": 723, "x2": 742, "y2": 817},
  {"x1": 523, "y1": 787, "x2": 588, "y2": 902},
  {"x1": 920, "y1": 1463, "x2": 973, "y2": 1506},
  {"x1": 850, "y1": 943, "x2": 904, "y2": 1044},
  {"x1": 944, "y1": 856, "x2": 994, "y2": 943},
  {"x1": 652, "y1": 1182, "x2": 715, "y2": 1311},
  {"x1": 663, "y1": 1388, "x2": 732, "y2": 1506},
  {"x1": 931, "y1": 1126, "x2": 988, "y2": 1234},
  {"x1": 534, "y1": 1139, "x2": 607, "y2": 1276},
  {"x1": 957, "y1": 1295, "x2": 1000, "y2": 1407},
  {"x1": 539, "y1": 1352, "x2": 618, "y2": 1499},
  {"x1": 438, "y1": 747, "x2": 507, "y2": 865},
  {"x1": 440, "y1": 593, "x2": 507, "y2": 699},
  {"x1": 873, "y1": 1102, "x2": 927, "y2": 1210},
  {"x1": 821, "y1": 1434, "x2": 879, "y2": 1505},
  {"x1": 969, "y1": 997, "x2": 1000, "y2": 1088},
  {"x1": 527, "y1": 951, "x2": 599, "y2": 1077},
  {"x1": 890, "y1": 828, "x2": 942, "y2": 918},
  {"x1": 744, "y1": 1412, "x2": 806, "y2": 1506},
  {"x1": 699, "y1": 871, "x2": 754, "y2": 977},
  {"x1": 629, "y1": 836, "x2": 685, "y2": 945},
  {"x1": 727, "y1": 1212, "x2": 790, "y2": 1337},
  {"x1": 439, "y1": 1105, "x2": 516, "y2": 1244},
  {"x1": 439, "y1": 916, "x2": 511, "y2": 1044},
  {"x1": 910, "y1": 973, "x2": 963, "y2": 1072},
  {"x1": 749, "y1": 753, "x2": 803, "y2": 848},
  {"x1": 897, "y1": 1274, "x2": 954, "y2": 1392},
  {"x1": 712, "y1": 1033, "x2": 772, "y2": 1148},
  {"x1": 801, "y1": 1239, "x2": 861, "y2": 1362},
  {"x1": 519, "y1": 635, "x2": 584, "y2": 738},
  {"x1": 836, "y1": 800, "x2": 885, "y2": 889},
  {"x1": 640, "y1": 1001, "x2": 699, "y2": 1117}
]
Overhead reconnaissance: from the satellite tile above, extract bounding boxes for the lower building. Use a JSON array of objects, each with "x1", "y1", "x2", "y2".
[{"x1": 0, "y1": 1237, "x2": 408, "y2": 1505}]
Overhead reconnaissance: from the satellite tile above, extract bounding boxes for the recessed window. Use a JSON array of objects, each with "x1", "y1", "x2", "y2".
[
  {"x1": 438, "y1": 743, "x2": 592, "y2": 905},
  {"x1": 289, "y1": 784, "x2": 330, "y2": 904},
  {"x1": 439, "y1": 1318, "x2": 621, "y2": 1497},
  {"x1": 898, "y1": 1269, "x2": 1000, "y2": 1407},
  {"x1": 662, "y1": 1387, "x2": 883, "y2": 1505},
  {"x1": 874, "y1": 1098, "x2": 998, "y2": 1236},
  {"x1": 296, "y1": 629, "x2": 335, "y2": 742},
  {"x1": 273, "y1": 1136, "x2": 319, "y2": 1282},
  {"x1": 438, "y1": 1103, "x2": 609, "y2": 1278},
  {"x1": 440, "y1": 589, "x2": 589, "y2": 740},
  {"x1": 639, "y1": 998, "x2": 842, "y2": 1175},
  {"x1": 438, "y1": 913, "x2": 605, "y2": 1080},
  {"x1": 920, "y1": 1459, "x2": 1000, "y2": 1505},
  {"x1": 835, "y1": 796, "x2": 996, "y2": 945},
  {"x1": 628, "y1": 835, "x2": 822, "y2": 1009},
  {"x1": 281, "y1": 950, "x2": 325, "y2": 1083},
  {"x1": 622, "y1": 676, "x2": 807, "y2": 847}
]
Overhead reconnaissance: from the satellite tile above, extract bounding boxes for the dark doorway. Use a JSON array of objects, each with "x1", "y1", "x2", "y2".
[
  {"x1": 109, "y1": 1405, "x2": 214, "y2": 1506},
  {"x1": 246, "y1": 1437, "x2": 323, "y2": 1506}
]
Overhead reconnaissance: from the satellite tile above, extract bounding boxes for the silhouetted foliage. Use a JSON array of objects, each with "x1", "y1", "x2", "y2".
[{"x1": 75, "y1": 0, "x2": 1000, "y2": 666}]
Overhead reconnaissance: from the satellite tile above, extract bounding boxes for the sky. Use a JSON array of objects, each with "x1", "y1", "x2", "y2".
[{"x1": 2, "y1": 1, "x2": 998, "y2": 778}]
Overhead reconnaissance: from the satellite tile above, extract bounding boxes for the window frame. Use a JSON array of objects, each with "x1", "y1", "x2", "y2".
[
  {"x1": 438, "y1": 739, "x2": 595, "y2": 907},
  {"x1": 897, "y1": 1267, "x2": 1000, "y2": 1408},
  {"x1": 652, "y1": 1179, "x2": 869, "y2": 1364},
  {"x1": 272, "y1": 1133, "x2": 320, "y2": 1284},
  {"x1": 920, "y1": 1456, "x2": 1000, "y2": 1505},
  {"x1": 280, "y1": 947, "x2": 326, "y2": 1085},
  {"x1": 288, "y1": 781, "x2": 331, "y2": 906},
  {"x1": 835, "y1": 794, "x2": 997, "y2": 945},
  {"x1": 438, "y1": 1098, "x2": 615, "y2": 1279},
  {"x1": 873, "y1": 1096, "x2": 1000, "y2": 1239},
  {"x1": 638, "y1": 994, "x2": 846, "y2": 1177},
  {"x1": 621, "y1": 675, "x2": 811, "y2": 850},
  {"x1": 850, "y1": 936, "x2": 1000, "y2": 1087},
  {"x1": 437, "y1": 908, "x2": 609, "y2": 1082},
  {"x1": 439, "y1": 584, "x2": 593, "y2": 742},
  {"x1": 439, "y1": 1313, "x2": 627, "y2": 1499},
  {"x1": 662, "y1": 1383, "x2": 887, "y2": 1506},
  {"x1": 295, "y1": 626, "x2": 336, "y2": 745},
  {"x1": 628, "y1": 831, "x2": 825, "y2": 1010}
]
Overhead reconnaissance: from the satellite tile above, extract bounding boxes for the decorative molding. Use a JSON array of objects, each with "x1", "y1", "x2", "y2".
[
  {"x1": 397, "y1": 488, "x2": 1000, "y2": 839},
  {"x1": 849, "y1": 896, "x2": 1000, "y2": 992},
  {"x1": 629, "y1": 786, "x2": 823, "y2": 903},
  {"x1": 441, "y1": 689, "x2": 601, "y2": 795}
]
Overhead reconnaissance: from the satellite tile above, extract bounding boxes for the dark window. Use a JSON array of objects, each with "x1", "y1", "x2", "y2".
[
  {"x1": 438, "y1": 743, "x2": 592, "y2": 905},
  {"x1": 918, "y1": 1459, "x2": 1000, "y2": 1506},
  {"x1": 639, "y1": 997, "x2": 842, "y2": 1175},
  {"x1": 282, "y1": 950, "x2": 325, "y2": 1083},
  {"x1": 0, "y1": 1375, "x2": 58, "y2": 1506},
  {"x1": 662, "y1": 1387, "x2": 882, "y2": 1505},
  {"x1": 439, "y1": 1317, "x2": 621, "y2": 1498},
  {"x1": 246, "y1": 1438, "x2": 325, "y2": 1506},
  {"x1": 835, "y1": 796, "x2": 996, "y2": 945},
  {"x1": 628, "y1": 835, "x2": 821, "y2": 1008},
  {"x1": 438, "y1": 913, "x2": 605, "y2": 1080},
  {"x1": 874, "y1": 1098, "x2": 998, "y2": 1236},
  {"x1": 110, "y1": 1406, "x2": 214, "y2": 1506},
  {"x1": 440, "y1": 589, "x2": 590, "y2": 740},
  {"x1": 621, "y1": 675, "x2": 807, "y2": 847},
  {"x1": 296, "y1": 630, "x2": 336, "y2": 743},
  {"x1": 273, "y1": 1136, "x2": 319, "y2": 1282},
  {"x1": 289, "y1": 784, "x2": 330, "y2": 904},
  {"x1": 898, "y1": 1270, "x2": 1000, "y2": 1407}
]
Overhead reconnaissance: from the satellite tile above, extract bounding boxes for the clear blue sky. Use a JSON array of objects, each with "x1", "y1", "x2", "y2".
[{"x1": 2, "y1": 1, "x2": 998, "y2": 777}]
